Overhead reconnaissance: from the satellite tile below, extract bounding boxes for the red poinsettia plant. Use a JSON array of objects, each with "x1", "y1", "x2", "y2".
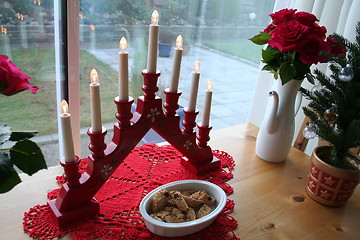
[
  {"x1": 250, "y1": 8, "x2": 345, "y2": 85},
  {"x1": 0, "y1": 55, "x2": 46, "y2": 193}
]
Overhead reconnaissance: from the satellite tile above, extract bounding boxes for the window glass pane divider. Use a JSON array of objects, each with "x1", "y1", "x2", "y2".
[
  {"x1": 67, "y1": 0, "x2": 81, "y2": 156},
  {"x1": 54, "y1": 0, "x2": 65, "y2": 159}
]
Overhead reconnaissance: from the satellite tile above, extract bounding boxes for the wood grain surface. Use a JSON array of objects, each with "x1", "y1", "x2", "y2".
[{"x1": 1, "y1": 123, "x2": 359, "y2": 239}]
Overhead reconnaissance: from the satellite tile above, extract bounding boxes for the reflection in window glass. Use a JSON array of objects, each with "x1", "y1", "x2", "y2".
[
  {"x1": 78, "y1": 0, "x2": 275, "y2": 140},
  {"x1": 0, "y1": 0, "x2": 59, "y2": 165}
]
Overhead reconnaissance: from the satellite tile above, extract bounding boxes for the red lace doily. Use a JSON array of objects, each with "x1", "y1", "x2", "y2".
[{"x1": 23, "y1": 144, "x2": 239, "y2": 240}]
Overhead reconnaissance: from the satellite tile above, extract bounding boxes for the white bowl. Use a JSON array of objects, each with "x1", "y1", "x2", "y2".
[{"x1": 139, "y1": 179, "x2": 227, "y2": 237}]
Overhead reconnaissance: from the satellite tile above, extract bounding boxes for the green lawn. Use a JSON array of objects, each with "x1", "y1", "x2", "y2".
[
  {"x1": 78, "y1": 49, "x2": 119, "y2": 129},
  {"x1": 1, "y1": 48, "x2": 120, "y2": 135},
  {"x1": 204, "y1": 39, "x2": 263, "y2": 64},
  {"x1": 1, "y1": 48, "x2": 57, "y2": 135}
]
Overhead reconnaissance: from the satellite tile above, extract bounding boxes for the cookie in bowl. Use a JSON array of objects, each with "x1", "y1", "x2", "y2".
[{"x1": 139, "y1": 180, "x2": 226, "y2": 237}]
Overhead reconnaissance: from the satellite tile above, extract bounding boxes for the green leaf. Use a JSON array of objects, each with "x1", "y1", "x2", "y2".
[
  {"x1": 274, "y1": 71, "x2": 279, "y2": 79},
  {"x1": 286, "y1": 51, "x2": 297, "y2": 62},
  {"x1": 10, "y1": 139, "x2": 47, "y2": 175},
  {"x1": 0, "y1": 125, "x2": 11, "y2": 146},
  {"x1": 293, "y1": 58, "x2": 311, "y2": 79},
  {"x1": 0, "y1": 152, "x2": 13, "y2": 182},
  {"x1": 249, "y1": 32, "x2": 271, "y2": 45},
  {"x1": 262, "y1": 65, "x2": 278, "y2": 78},
  {"x1": 9, "y1": 131, "x2": 38, "y2": 141},
  {"x1": 0, "y1": 170, "x2": 21, "y2": 193},
  {"x1": 306, "y1": 73, "x2": 315, "y2": 84},
  {"x1": 262, "y1": 64, "x2": 274, "y2": 71},
  {"x1": 279, "y1": 62, "x2": 296, "y2": 85},
  {"x1": 0, "y1": 152, "x2": 22, "y2": 193},
  {"x1": 262, "y1": 48, "x2": 280, "y2": 63}
]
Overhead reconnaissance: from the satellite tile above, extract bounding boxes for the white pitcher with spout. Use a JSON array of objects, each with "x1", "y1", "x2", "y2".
[{"x1": 256, "y1": 79, "x2": 303, "y2": 163}]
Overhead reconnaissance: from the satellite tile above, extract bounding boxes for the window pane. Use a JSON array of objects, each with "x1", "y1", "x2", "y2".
[
  {"x1": 0, "y1": 0, "x2": 59, "y2": 166},
  {"x1": 78, "y1": 0, "x2": 274, "y2": 142}
]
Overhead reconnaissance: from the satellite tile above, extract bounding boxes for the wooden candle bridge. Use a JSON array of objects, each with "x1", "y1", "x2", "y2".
[{"x1": 48, "y1": 69, "x2": 221, "y2": 226}]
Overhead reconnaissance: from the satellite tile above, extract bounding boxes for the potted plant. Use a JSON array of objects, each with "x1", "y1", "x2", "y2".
[
  {"x1": 158, "y1": 29, "x2": 175, "y2": 57},
  {"x1": 300, "y1": 23, "x2": 360, "y2": 207}
]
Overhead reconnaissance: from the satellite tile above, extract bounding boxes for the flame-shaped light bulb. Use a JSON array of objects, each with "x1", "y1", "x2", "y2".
[
  {"x1": 151, "y1": 10, "x2": 159, "y2": 25},
  {"x1": 60, "y1": 100, "x2": 69, "y2": 114},
  {"x1": 194, "y1": 60, "x2": 200, "y2": 73},
  {"x1": 207, "y1": 79, "x2": 213, "y2": 91},
  {"x1": 176, "y1": 35, "x2": 183, "y2": 49},
  {"x1": 90, "y1": 69, "x2": 98, "y2": 84},
  {"x1": 119, "y1": 37, "x2": 127, "y2": 52}
]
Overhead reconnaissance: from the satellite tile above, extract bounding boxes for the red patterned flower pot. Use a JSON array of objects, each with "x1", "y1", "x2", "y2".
[{"x1": 306, "y1": 146, "x2": 360, "y2": 207}]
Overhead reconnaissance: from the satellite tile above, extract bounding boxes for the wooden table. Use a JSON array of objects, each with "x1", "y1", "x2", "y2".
[{"x1": 1, "y1": 123, "x2": 359, "y2": 239}]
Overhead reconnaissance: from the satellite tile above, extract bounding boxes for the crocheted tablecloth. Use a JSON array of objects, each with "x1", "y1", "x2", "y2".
[{"x1": 23, "y1": 144, "x2": 239, "y2": 239}]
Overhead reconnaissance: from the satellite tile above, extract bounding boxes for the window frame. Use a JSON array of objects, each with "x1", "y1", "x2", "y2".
[{"x1": 55, "y1": 0, "x2": 81, "y2": 156}]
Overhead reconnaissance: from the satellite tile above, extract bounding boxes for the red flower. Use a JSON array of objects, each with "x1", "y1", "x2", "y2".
[
  {"x1": 324, "y1": 35, "x2": 346, "y2": 56},
  {"x1": 264, "y1": 23, "x2": 276, "y2": 33},
  {"x1": 264, "y1": 8, "x2": 297, "y2": 32},
  {"x1": 0, "y1": 55, "x2": 38, "y2": 96},
  {"x1": 250, "y1": 8, "x2": 346, "y2": 84},
  {"x1": 268, "y1": 20, "x2": 309, "y2": 52},
  {"x1": 270, "y1": 8, "x2": 296, "y2": 25},
  {"x1": 308, "y1": 24, "x2": 327, "y2": 41},
  {"x1": 297, "y1": 38, "x2": 327, "y2": 64},
  {"x1": 295, "y1": 11, "x2": 319, "y2": 26}
]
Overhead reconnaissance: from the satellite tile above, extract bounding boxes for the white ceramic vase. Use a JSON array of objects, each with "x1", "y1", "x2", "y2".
[{"x1": 256, "y1": 79, "x2": 303, "y2": 163}]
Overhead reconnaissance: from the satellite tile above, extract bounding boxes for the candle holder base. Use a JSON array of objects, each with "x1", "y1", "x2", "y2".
[
  {"x1": 50, "y1": 68, "x2": 220, "y2": 226},
  {"x1": 181, "y1": 156, "x2": 221, "y2": 175},
  {"x1": 48, "y1": 198, "x2": 99, "y2": 227}
]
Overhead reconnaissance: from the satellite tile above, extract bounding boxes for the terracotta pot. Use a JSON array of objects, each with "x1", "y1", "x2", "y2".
[{"x1": 306, "y1": 146, "x2": 360, "y2": 207}]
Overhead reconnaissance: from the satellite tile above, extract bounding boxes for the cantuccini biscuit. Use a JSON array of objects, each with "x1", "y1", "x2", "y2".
[
  {"x1": 169, "y1": 190, "x2": 189, "y2": 211},
  {"x1": 190, "y1": 191, "x2": 216, "y2": 206},
  {"x1": 181, "y1": 190, "x2": 196, "y2": 196},
  {"x1": 164, "y1": 206, "x2": 185, "y2": 219},
  {"x1": 164, "y1": 214, "x2": 185, "y2": 223},
  {"x1": 185, "y1": 207, "x2": 196, "y2": 221},
  {"x1": 197, "y1": 204, "x2": 212, "y2": 219},
  {"x1": 151, "y1": 188, "x2": 170, "y2": 213},
  {"x1": 150, "y1": 188, "x2": 216, "y2": 223},
  {"x1": 183, "y1": 195, "x2": 204, "y2": 208}
]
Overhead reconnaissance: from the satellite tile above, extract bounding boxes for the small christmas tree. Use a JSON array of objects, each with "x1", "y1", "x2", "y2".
[{"x1": 300, "y1": 22, "x2": 360, "y2": 168}]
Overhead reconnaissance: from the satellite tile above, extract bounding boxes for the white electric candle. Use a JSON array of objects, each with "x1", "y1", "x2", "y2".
[
  {"x1": 119, "y1": 37, "x2": 129, "y2": 100},
  {"x1": 201, "y1": 80, "x2": 213, "y2": 127},
  {"x1": 90, "y1": 69, "x2": 102, "y2": 132},
  {"x1": 90, "y1": 24, "x2": 96, "y2": 50},
  {"x1": 60, "y1": 100, "x2": 75, "y2": 162},
  {"x1": 187, "y1": 60, "x2": 200, "y2": 112},
  {"x1": 20, "y1": 21, "x2": 28, "y2": 48},
  {"x1": 146, "y1": 10, "x2": 159, "y2": 73},
  {"x1": 169, "y1": 35, "x2": 183, "y2": 92}
]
